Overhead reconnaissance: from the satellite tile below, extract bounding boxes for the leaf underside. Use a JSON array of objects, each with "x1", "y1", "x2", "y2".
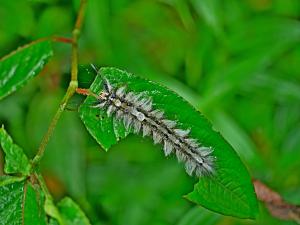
[
  {"x1": 79, "y1": 67, "x2": 258, "y2": 219},
  {"x1": 0, "y1": 40, "x2": 53, "y2": 100}
]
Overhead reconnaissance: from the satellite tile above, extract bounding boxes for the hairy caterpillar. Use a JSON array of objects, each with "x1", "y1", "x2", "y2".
[{"x1": 89, "y1": 78, "x2": 216, "y2": 177}]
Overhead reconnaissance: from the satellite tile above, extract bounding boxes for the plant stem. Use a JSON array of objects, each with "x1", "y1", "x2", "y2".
[
  {"x1": 52, "y1": 36, "x2": 73, "y2": 44},
  {"x1": 31, "y1": 0, "x2": 88, "y2": 167}
]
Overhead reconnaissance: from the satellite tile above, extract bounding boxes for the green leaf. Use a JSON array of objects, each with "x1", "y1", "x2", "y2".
[
  {"x1": 0, "y1": 181, "x2": 25, "y2": 225},
  {"x1": 57, "y1": 197, "x2": 91, "y2": 225},
  {"x1": 79, "y1": 67, "x2": 258, "y2": 218},
  {"x1": 0, "y1": 180, "x2": 47, "y2": 225},
  {"x1": 0, "y1": 41, "x2": 53, "y2": 100},
  {"x1": 0, "y1": 125, "x2": 31, "y2": 176},
  {"x1": 24, "y1": 182, "x2": 48, "y2": 225},
  {"x1": 0, "y1": 175, "x2": 26, "y2": 187}
]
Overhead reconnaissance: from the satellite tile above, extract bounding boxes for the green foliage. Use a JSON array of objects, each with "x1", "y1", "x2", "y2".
[
  {"x1": 0, "y1": 126, "x2": 31, "y2": 176},
  {"x1": 0, "y1": 127, "x2": 90, "y2": 225},
  {"x1": 1, "y1": 0, "x2": 300, "y2": 224},
  {"x1": 79, "y1": 67, "x2": 258, "y2": 218},
  {"x1": 0, "y1": 180, "x2": 47, "y2": 225},
  {"x1": 0, "y1": 41, "x2": 53, "y2": 100}
]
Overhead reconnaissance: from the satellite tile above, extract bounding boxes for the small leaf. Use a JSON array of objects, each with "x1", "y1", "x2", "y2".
[
  {"x1": 57, "y1": 197, "x2": 91, "y2": 225},
  {"x1": 44, "y1": 197, "x2": 64, "y2": 225},
  {"x1": 79, "y1": 67, "x2": 258, "y2": 218},
  {"x1": 0, "y1": 125, "x2": 31, "y2": 176},
  {"x1": 0, "y1": 175, "x2": 26, "y2": 187},
  {"x1": 0, "y1": 180, "x2": 47, "y2": 225},
  {"x1": 0, "y1": 40, "x2": 53, "y2": 100}
]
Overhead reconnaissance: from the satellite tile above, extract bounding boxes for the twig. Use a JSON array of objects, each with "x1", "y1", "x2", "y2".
[
  {"x1": 31, "y1": 0, "x2": 88, "y2": 167},
  {"x1": 254, "y1": 179, "x2": 300, "y2": 224},
  {"x1": 52, "y1": 36, "x2": 73, "y2": 44}
]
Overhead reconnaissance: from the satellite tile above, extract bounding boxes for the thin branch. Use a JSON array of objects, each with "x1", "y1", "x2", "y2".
[
  {"x1": 31, "y1": 0, "x2": 88, "y2": 167},
  {"x1": 254, "y1": 179, "x2": 300, "y2": 224},
  {"x1": 52, "y1": 36, "x2": 73, "y2": 44},
  {"x1": 76, "y1": 88, "x2": 100, "y2": 99},
  {"x1": 71, "y1": 0, "x2": 87, "y2": 82}
]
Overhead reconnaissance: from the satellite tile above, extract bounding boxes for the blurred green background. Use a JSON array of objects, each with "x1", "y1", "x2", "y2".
[{"x1": 1, "y1": 0, "x2": 300, "y2": 224}]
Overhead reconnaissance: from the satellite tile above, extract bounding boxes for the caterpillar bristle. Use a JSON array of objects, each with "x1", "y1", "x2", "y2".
[
  {"x1": 92, "y1": 79, "x2": 216, "y2": 177},
  {"x1": 103, "y1": 78, "x2": 113, "y2": 92},
  {"x1": 123, "y1": 114, "x2": 133, "y2": 129},
  {"x1": 198, "y1": 147, "x2": 213, "y2": 157},
  {"x1": 131, "y1": 93, "x2": 142, "y2": 104},
  {"x1": 163, "y1": 140, "x2": 173, "y2": 156},
  {"x1": 133, "y1": 120, "x2": 142, "y2": 133},
  {"x1": 116, "y1": 110, "x2": 124, "y2": 120},
  {"x1": 174, "y1": 129, "x2": 190, "y2": 137},
  {"x1": 140, "y1": 99, "x2": 152, "y2": 111},
  {"x1": 152, "y1": 131, "x2": 163, "y2": 144},
  {"x1": 185, "y1": 159, "x2": 196, "y2": 175},
  {"x1": 185, "y1": 138, "x2": 199, "y2": 148},
  {"x1": 202, "y1": 161, "x2": 214, "y2": 173},
  {"x1": 162, "y1": 119, "x2": 176, "y2": 129},
  {"x1": 91, "y1": 102, "x2": 106, "y2": 109},
  {"x1": 125, "y1": 92, "x2": 135, "y2": 102},
  {"x1": 176, "y1": 150, "x2": 187, "y2": 162},
  {"x1": 151, "y1": 109, "x2": 164, "y2": 119},
  {"x1": 142, "y1": 124, "x2": 151, "y2": 137},
  {"x1": 116, "y1": 86, "x2": 126, "y2": 97},
  {"x1": 107, "y1": 105, "x2": 116, "y2": 116}
]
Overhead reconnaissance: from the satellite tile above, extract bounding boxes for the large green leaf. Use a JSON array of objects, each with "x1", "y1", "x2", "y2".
[
  {"x1": 0, "y1": 125, "x2": 31, "y2": 176},
  {"x1": 79, "y1": 67, "x2": 258, "y2": 218},
  {"x1": 0, "y1": 40, "x2": 53, "y2": 100},
  {"x1": 0, "y1": 180, "x2": 47, "y2": 225}
]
